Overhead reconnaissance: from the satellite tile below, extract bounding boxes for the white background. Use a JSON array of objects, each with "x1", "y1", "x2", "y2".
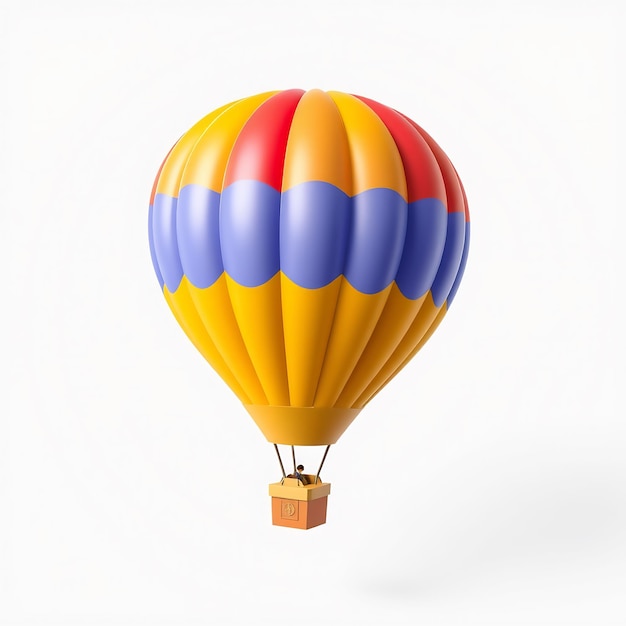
[{"x1": 2, "y1": 1, "x2": 624, "y2": 624}]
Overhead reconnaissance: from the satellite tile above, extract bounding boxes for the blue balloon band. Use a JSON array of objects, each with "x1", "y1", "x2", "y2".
[
  {"x1": 220, "y1": 180, "x2": 281, "y2": 287},
  {"x1": 431, "y1": 211, "x2": 467, "y2": 307},
  {"x1": 151, "y1": 193, "x2": 183, "y2": 292},
  {"x1": 280, "y1": 182, "x2": 351, "y2": 288},
  {"x1": 447, "y1": 222, "x2": 470, "y2": 307},
  {"x1": 148, "y1": 203, "x2": 165, "y2": 290},
  {"x1": 149, "y1": 180, "x2": 466, "y2": 297},
  {"x1": 177, "y1": 185, "x2": 224, "y2": 288},
  {"x1": 343, "y1": 188, "x2": 408, "y2": 294},
  {"x1": 395, "y1": 198, "x2": 447, "y2": 300},
  {"x1": 220, "y1": 181, "x2": 410, "y2": 291}
]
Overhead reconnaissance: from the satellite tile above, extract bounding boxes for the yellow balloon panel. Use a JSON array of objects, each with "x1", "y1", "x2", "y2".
[
  {"x1": 314, "y1": 280, "x2": 392, "y2": 408},
  {"x1": 225, "y1": 274, "x2": 290, "y2": 406},
  {"x1": 354, "y1": 293, "x2": 444, "y2": 408},
  {"x1": 336, "y1": 284, "x2": 428, "y2": 408},
  {"x1": 187, "y1": 275, "x2": 268, "y2": 405},
  {"x1": 282, "y1": 89, "x2": 353, "y2": 194},
  {"x1": 362, "y1": 304, "x2": 448, "y2": 408},
  {"x1": 156, "y1": 99, "x2": 241, "y2": 197},
  {"x1": 180, "y1": 92, "x2": 278, "y2": 192},
  {"x1": 327, "y1": 91, "x2": 407, "y2": 199},
  {"x1": 281, "y1": 273, "x2": 342, "y2": 407},
  {"x1": 164, "y1": 279, "x2": 251, "y2": 403}
]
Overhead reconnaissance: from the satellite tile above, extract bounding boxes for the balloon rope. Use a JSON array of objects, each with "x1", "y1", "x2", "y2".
[
  {"x1": 273, "y1": 444, "x2": 286, "y2": 479},
  {"x1": 291, "y1": 445, "x2": 297, "y2": 474},
  {"x1": 315, "y1": 445, "x2": 331, "y2": 485}
]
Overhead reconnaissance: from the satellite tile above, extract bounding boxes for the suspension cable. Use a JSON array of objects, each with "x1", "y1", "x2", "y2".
[
  {"x1": 273, "y1": 444, "x2": 286, "y2": 479},
  {"x1": 291, "y1": 445, "x2": 297, "y2": 474},
  {"x1": 315, "y1": 445, "x2": 331, "y2": 484}
]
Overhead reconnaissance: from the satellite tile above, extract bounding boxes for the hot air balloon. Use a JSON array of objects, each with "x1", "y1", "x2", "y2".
[{"x1": 148, "y1": 89, "x2": 470, "y2": 529}]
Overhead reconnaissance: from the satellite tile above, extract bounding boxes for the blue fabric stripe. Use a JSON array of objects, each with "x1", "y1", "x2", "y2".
[
  {"x1": 280, "y1": 182, "x2": 351, "y2": 288},
  {"x1": 149, "y1": 182, "x2": 464, "y2": 299},
  {"x1": 148, "y1": 203, "x2": 164, "y2": 290},
  {"x1": 220, "y1": 180, "x2": 281, "y2": 287},
  {"x1": 152, "y1": 193, "x2": 183, "y2": 292},
  {"x1": 344, "y1": 188, "x2": 407, "y2": 294},
  {"x1": 431, "y1": 212, "x2": 467, "y2": 307},
  {"x1": 395, "y1": 198, "x2": 447, "y2": 300},
  {"x1": 447, "y1": 222, "x2": 470, "y2": 306},
  {"x1": 176, "y1": 184, "x2": 223, "y2": 288}
]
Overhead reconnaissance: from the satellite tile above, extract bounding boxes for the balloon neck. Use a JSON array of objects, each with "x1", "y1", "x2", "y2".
[{"x1": 244, "y1": 405, "x2": 361, "y2": 446}]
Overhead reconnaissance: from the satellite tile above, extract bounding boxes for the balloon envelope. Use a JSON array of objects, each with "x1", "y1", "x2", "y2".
[{"x1": 148, "y1": 89, "x2": 470, "y2": 445}]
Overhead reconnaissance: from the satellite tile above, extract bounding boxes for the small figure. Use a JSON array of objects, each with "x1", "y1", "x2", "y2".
[
  {"x1": 287, "y1": 464, "x2": 309, "y2": 484},
  {"x1": 295, "y1": 464, "x2": 308, "y2": 485}
]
